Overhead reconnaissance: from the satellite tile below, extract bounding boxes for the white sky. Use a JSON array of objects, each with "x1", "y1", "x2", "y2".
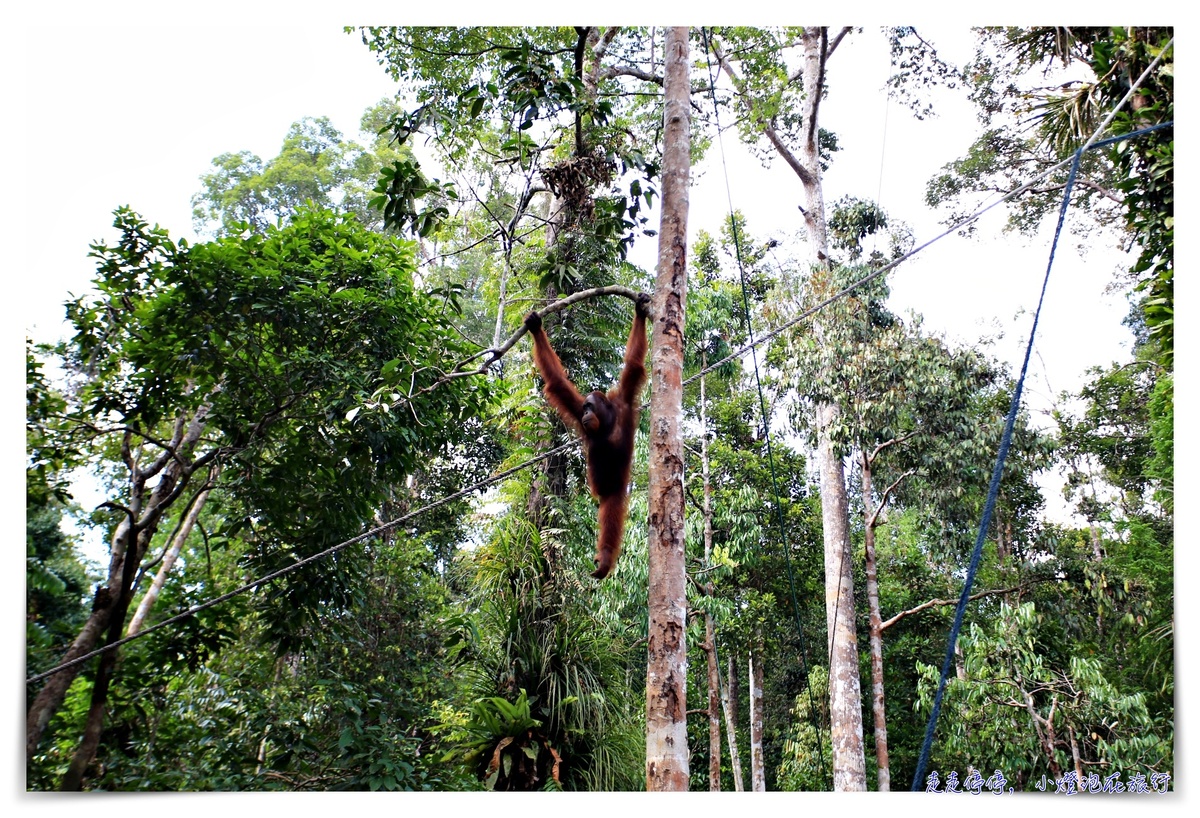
[
  {"x1": 10, "y1": 21, "x2": 1145, "y2": 411},
  {"x1": 5, "y1": 3, "x2": 1193, "y2": 808},
  {"x1": 9, "y1": 20, "x2": 1147, "y2": 511}
]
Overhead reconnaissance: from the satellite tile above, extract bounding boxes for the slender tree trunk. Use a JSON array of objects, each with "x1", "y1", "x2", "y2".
[
  {"x1": 715, "y1": 28, "x2": 868, "y2": 791},
  {"x1": 705, "y1": 617, "x2": 723, "y2": 790},
  {"x1": 127, "y1": 478, "x2": 215, "y2": 636},
  {"x1": 799, "y1": 29, "x2": 867, "y2": 791},
  {"x1": 492, "y1": 263, "x2": 510, "y2": 351},
  {"x1": 645, "y1": 26, "x2": 691, "y2": 792},
  {"x1": 861, "y1": 455, "x2": 890, "y2": 791},
  {"x1": 749, "y1": 642, "x2": 766, "y2": 791},
  {"x1": 700, "y1": 370, "x2": 722, "y2": 791},
  {"x1": 723, "y1": 655, "x2": 745, "y2": 791}
]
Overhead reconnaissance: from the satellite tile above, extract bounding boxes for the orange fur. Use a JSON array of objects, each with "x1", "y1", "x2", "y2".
[{"x1": 526, "y1": 301, "x2": 648, "y2": 579}]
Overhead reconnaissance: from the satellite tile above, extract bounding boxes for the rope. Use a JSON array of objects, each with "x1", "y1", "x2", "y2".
[
  {"x1": 34, "y1": 116, "x2": 1171, "y2": 688},
  {"x1": 26, "y1": 438, "x2": 577, "y2": 686},
  {"x1": 910, "y1": 38, "x2": 1173, "y2": 788},
  {"x1": 700, "y1": 27, "x2": 828, "y2": 787}
]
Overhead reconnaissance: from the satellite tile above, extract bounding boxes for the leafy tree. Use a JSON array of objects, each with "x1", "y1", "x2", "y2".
[
  {"x1": 778, "y1": 665, "x2": 831, "y2": 791},
  {"x1": 27, "y1": 205, "x2": 491, "y2": 788},
  {"x1": 192, "y1": 107, "x2": 411, "y2": 236},
  {"x1": 916, "y1": 602, "x2": 1172, "y2": 789},
  {"x1": 681, "y1": 221, "x2": 826, "y2": 792},
  {"x1": 436, "y1": 508, "x2": 643, "y2": 791}
]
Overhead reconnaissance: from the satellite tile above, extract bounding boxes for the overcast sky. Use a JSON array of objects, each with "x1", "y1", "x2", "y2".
[
  {"x1": 6, "y1": 14, "x2": 1171, "y2": 520},
  {"x1": 11, "y1": 21, "x2": 1141, "y2": 398}
]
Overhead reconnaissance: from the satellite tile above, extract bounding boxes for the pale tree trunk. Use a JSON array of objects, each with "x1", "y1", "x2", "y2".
[
  {"x1": 700, "y1": 369, "x2": 722, "y2": 790},
  {"x1": 705, "y1": 617, "x2": 722, "y2": 790},
  {"x1": 28, "y1": 408, "x2": 211, "y2": 785},
  {"x1": 712, "y1": 26, "x2": 867, "y2": 791},
  {"x1": 749, "y1": 641, "x2": 767, "y2": 791},
  {"x1": 817, "y1": 403, "x2": 866, "y2": 791},
  {"x1": 127, "y1": 473, "x2": 216, "y2": 636},
  {"x1": 800, "y1": 30, "x2": 867, "y2": 792},
  {"x1": 645, "y1": 25, "x2": 690, "y2": 792},
  {"x1": 861, "y1": 454, "x2": 890, "y2": 791},
  {"x1": 723, "y1": 655, "x2": 745, "y2": 791}
]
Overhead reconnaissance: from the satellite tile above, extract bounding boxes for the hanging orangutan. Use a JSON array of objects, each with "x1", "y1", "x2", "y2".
[{"x1": 524, "y1": 293, "x2": 650, "y2": 579}]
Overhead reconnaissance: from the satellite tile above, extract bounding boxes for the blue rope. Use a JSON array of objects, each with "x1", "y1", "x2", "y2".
[{"x1": 910, "y1": 119, "x2": 1173, "y2": 790}]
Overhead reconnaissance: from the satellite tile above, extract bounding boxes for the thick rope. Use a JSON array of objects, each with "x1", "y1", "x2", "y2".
[{"x1": 910, "y1": 60, "x2": 1173, "y2": 792}]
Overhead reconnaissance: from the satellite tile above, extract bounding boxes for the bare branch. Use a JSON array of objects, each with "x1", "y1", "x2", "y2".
[
  {"x1": 593, "y1": 26, "x2": 621, "y2": 61},
  {"x1": 869, "y1": 469, "x2": 915, "y2": 527},
  {"x1": 601, "y1": 64, "x2": 664, "y2": 85},
  {"x1": 827, "y1": 26, "x2": 853, "y2": 57},
  {"x1": 142, "y1": 415, "x2": 188, "y2": 480},
  {"x1": 880, "y1": 584, "x2": 1030, "y2": 632},
  {"x1": 868, "y1": 430, "x2": 919, "y2": 463},
  {"x1": 709, "y1": 35, "x2": 817, "y2": 188}
]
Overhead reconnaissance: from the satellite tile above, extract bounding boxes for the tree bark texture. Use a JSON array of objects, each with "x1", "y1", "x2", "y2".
[
  {"x1": 724, "y1": 655, "x2": 745, "y2": 791},
  {"x1": 799, "y1": 28, "x2": 868, "y2": 791},
  {"x1": 645, "y1": 25, "x2": 690, "y2": 792},
  {"x1": 749, "y1": 644, "x2": 766, "y2": 791},
  {"x1": 713, "y1": 26, "x2": 868, "y2": 791},
  {"x1": 861, "y1": 455, "x2": 890, "y2": 791}
]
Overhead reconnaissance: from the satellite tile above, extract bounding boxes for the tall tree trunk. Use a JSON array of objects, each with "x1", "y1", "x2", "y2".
[
  {"x1": 645, "y1": 25, "x2": 691, "y2": 792},
  {"x1": 705, "y1": 617, "x2": 722, "y2": 790},
  {"x1": 724, "y1": 655, "x2": 745, "y2": 791},
  {"x1": 749, "y1": 640, "x2": 767, "y2": 791},
  {"x1": 817, "y1": 403, "x2": 866, "y2": 791},
  {"x1": 713, "y1": 27, "x2": 867, "y2": 790},
  {"x1": 800, "y1": 29, "x2": 867, "y2": 791},
  {"x1": 700, "y1": 369, "x2": 722, "y2": 791},
  {"x1": 861, "y1": 454, "x2": 890, "y2": 791}
]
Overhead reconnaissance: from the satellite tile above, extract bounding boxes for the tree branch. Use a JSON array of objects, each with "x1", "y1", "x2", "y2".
[
  {"x1": 593, "y1": 26, "x2": 621, "y2": 61},
  {"x1": 709, "y1": 36, "x2": 817, "y2": 188},
  {"x1": 600, "y1": 64, "x2": 664, "y2": 85},
  {"x1": 868, "y1": 469, "x2": 915, "y2": 528},
  {"x1": 387, "y1": 286, "x2": 650, "y2": 410},
  {"x1": 868, "y1": 430, "x2": 919, "y2": 463},
  {"x1": 880, "y1": 584, "x2": 1030, "y2": 632},
  {"x1": 807, "y1": 28, "x2": 829, "y2": 147},
  {"x1": 827, "y1": 26, "x2": 853, "y2": 58}
]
